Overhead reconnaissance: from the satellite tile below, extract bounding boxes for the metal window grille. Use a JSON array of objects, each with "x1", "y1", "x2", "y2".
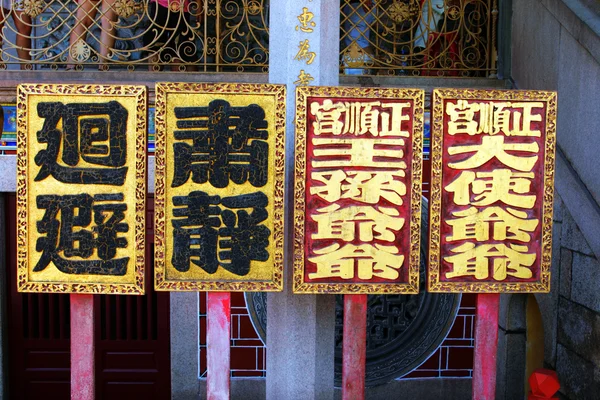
[
  {"x1": 340, "y1": 0, "x2": 498, "y2": 77},
  {"x1": 0, "y1": 0, "x2": 269, "y2": 72}
]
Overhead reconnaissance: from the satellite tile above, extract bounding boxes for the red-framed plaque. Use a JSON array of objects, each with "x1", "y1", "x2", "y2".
[
  {"x1": 428, "y1": 89, "x2": 557, "y2": 293},
  {"x1": 293, "y1": 86, "x2": 424, "y2": 294}
]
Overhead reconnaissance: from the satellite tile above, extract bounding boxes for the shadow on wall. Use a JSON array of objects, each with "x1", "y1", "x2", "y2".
[{"x1": 497, "y1": 293, "x2": 545, "y2": 399}]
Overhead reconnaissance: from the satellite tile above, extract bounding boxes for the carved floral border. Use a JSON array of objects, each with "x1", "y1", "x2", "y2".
[
  {"x1": 293, "y1": 86, "x2": 424, "y2": 294},
  {"x1": 153, "y1": 82, "x2": 286, "y2": 292},
  {"x1": 427, "y1": 88, "x2": 557, "y2": 293},
  {"x1": 16, "y1": 83, "x2": 147, "y2": 294}
]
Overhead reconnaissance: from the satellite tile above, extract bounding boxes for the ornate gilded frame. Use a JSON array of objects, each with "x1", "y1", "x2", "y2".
[
  {"x1": 154, "y1": 82, "x2": 286, "y2": 292},
  {"x1": 428, "y1": 88, "x2": 557, "y2": 293},
  {"x1": 17, "y1": 84, "x2": 147, "y2": 294},
  {"x1": 293, "y1": 86, "x2": 424, "y2": 294}
]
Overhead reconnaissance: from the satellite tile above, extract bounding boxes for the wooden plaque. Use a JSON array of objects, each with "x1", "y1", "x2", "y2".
[
  {"x1": 154, "y1": 83, "x2": 286, "y2": 292},
  {"x1": 294, "y1": 86, "x2": 424, "y2": 294},
  {"x1": 17, "y1": 84, "x2": 147, "y2": 294},
  {"x1": 428, "y1": 89, "x2": 557, "y2": 293}
]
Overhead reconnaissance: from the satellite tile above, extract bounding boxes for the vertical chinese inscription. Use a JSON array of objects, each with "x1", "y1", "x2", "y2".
[
  {"x1": 293, "y1": 3, "x2": 316, "y2": 85},
  {"x1": 294, "y1": 87, "x2": 424, "y2": 294},
  {"x1": 428, "y1": 89, "x2": 557, "y2": 293},
  {"x1": 154, "y1": 83, "x2": 286, "y2": 292},
  {"x1": 17, "y1": 84, "x2": 147, "y2": 294}
]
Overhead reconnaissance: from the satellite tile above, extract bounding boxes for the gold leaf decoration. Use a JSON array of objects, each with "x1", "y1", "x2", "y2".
[
  {"x1": 69, "y1": 39, "x2": 91, "y2": 63},
  {"x1": 22, "y1": 0, "x2": 46, "y2": 18},
  {"x1": 114, "y1": 0, "x2": 136, "y2": 18}
]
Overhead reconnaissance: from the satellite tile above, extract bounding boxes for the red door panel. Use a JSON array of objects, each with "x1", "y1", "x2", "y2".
[{"x1": 6, "y1": 194, "x2": 171, "y2": 400}]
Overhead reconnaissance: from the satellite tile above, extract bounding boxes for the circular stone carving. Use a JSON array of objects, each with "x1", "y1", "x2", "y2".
[{"x1": 245, "y1": 197, "x2": 461, "y2": 387}]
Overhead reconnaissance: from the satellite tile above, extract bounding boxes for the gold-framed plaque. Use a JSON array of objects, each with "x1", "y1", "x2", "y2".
[
  {"x1": 428, "y1": 89, "x2": 557, "y2": 293},
  {"x1": 17, "y1": 84, "x2": 147, "y2": 294},
  {"x1": 293, "y1": 86, "x2": 424, "y2": 294},
  {"x1": 154, "y1": 82, "x2": 286, "y2": 292}
]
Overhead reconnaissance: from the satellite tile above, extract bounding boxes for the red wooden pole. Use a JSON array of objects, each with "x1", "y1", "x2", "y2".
[
  {"x1": 342, "y1": 294, "x2": 367, "y2": 400},
  {"x1": 472, "y1": 293, "x2": 501, "y2": 400},
  {"x1": 70, "y1": 294, "x2": 95, "y2": 400},
  {"x1": 207, "y1": 292, "x2": 231, "y2": 400}
]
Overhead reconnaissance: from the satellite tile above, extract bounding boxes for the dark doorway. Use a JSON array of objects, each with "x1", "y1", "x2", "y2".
[{"x1": 5, "y1": 194, "x2": 171, "y2": 399}]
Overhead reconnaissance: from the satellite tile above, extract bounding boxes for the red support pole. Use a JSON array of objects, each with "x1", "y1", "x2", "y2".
[
  {"x1": 70, "y1": 294, "x2": 95, "y2": 400},
  {"x1": 472, "y1": 293, "x2": 501, "y2": 400},
  {"x1": 342, "y1": 294, "x2": 367, "y2": 400},
  {"x1": 207, "y1": 292, "x2": 231, "y2": 400}
]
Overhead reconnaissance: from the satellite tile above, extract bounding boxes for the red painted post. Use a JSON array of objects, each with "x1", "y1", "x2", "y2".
[
  {"x1": 342, "y1": 294, "x2": 367, "y2": 400},
  {"x1": 207, "y1": 292, "x2": 231, "y2": 400},
  {"x1": 70, "y1": 294, "x2": 95, "y2": 400},
  {"x1": 472, "y1": 293, "x2": 501, "y2": 400}
]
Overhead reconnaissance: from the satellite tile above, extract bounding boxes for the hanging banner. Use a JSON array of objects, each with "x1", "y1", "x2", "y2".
[
  {"x1": 154, "y1": 83, "x2": 285, "y2": 292},
  {"x1": 428, "y1": 89, "x2": 557, "y2": 293},
  {"x1": 293, "y1": 87, "x2": 424, "y2": 294},
  {"x1": 17, "y1": 84, "x2": 147, "y2": 294}
]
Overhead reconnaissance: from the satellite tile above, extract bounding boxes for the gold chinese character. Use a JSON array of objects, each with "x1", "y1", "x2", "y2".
[
  {"x1": 296, "y1": 7, "x2": 316, "y2": 32},
  {"x1": 446, "y1": 100, "x2": 478, "y2": 135},
  {"x1": 294, "y1": 39, "x2": 316, "y2": 65},
  {"x1": 310, "y1": 99, "x2": 345, "y2": 135},
  {"x1": 310, "y1": 100, "x2": 410, "y2": 137},
  {"x1": 312, "y1": 138, "x2": 407, "y2": 169},
  {"x1": 311, "y1": 170, "x2": 406, "y2": 205},
  {"x1": 446, "y1": 100, "x2": 545, "y2": 137},
  {"x1": 308, "y1": 243, "x2": 404, "y2": 280},
  {"x1": 294, "y1": 70, "x2": 314, "y2": 85},
  {"x1": 444, "y1": 242, "x2": 535, "y2": 280},
  {"x1": 445, "y1": 169, "x2": 536, "y2": 208},
  {"x1": 504, "y1": 102, "x2": 544, "y2": 137},
  {"x1": 446, "y1": 206, "x2": 539, "y2": 242},
  {"x1": 311, "y1": 204, "x2": 404, "y2": 242},
  {"x1": 448, "y1": 135, "x2": 539, "y2": 171}
]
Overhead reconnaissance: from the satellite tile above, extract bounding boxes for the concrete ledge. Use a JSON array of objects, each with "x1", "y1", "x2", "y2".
[
  {"x1": 196, "y1": 378, "x2": 472, "y2": 400},
  {"x1": 0, "y1": 155, "x2": 155, "y2": 193},
  {"x1": 0, "y1": 157, "x2": 15, "y2": 193}
]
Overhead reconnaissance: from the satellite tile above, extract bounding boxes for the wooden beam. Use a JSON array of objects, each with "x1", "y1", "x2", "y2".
[
  {"x1": 207, "y1": 292, "x2": 231, "y2": 400},
  {"x1": 472, "y1": 293, "x2": 501, "y2": 400},
  {"x1": 342, "y1": 294, "x2": 367, "y2": 400},
  {"x1": 70, "y1": 294, "x2": 95, "y2": 400}
]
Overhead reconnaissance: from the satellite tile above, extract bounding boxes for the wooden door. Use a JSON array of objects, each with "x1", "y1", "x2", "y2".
[{"x1": 6, "y1": 195, "x2": 171, "y2": 400}]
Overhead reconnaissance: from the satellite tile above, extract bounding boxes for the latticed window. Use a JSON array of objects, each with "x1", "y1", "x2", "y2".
[
  {"x1": 0, "y1": 0, "x2": 498, "y2": 75},
  {"x1": 340, "y1": 0, "x2": 499, "y2": 77},
  {"x1": 0, "y1": 0, "x2": 269, "y2": 71}
]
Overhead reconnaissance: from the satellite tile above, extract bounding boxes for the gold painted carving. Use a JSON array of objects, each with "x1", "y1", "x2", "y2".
[
  {"x1": 296, "y1": 7, "x2": 316, "y2": 33},
  {"x1": 294, "y1": 70, "x2": 314, "y2": 86},
  {"x1": 294, "y1": 39, "x2": 316, "y2": 65}
]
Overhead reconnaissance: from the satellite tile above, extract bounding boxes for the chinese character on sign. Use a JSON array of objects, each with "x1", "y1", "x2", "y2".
[
  {"x1": 171, "y1": 191, "x2": 270, "y2": 276},
  {"x1": 310, "y1": 100, "x2": 411, "y2": 137},
  {"x1": 172, "y1": 99, "x2": 269, "y2": 188},
  {"x1": 34, "y1": 101, "x2": 128, "y2": 185},
  {"x1": 294, "y1": 88, "x2": 424, "y2": 294},
  {"x1": 428, "y1": 89, "x2": 557, "y2": 293},
  {"x1": 154, "y1": 82, "x2": 285, "y2": 292},
  {"x1": 35, "y1": 193, "x2": 129, "y2": 275},
  {"x1": 17, "y1": 84, "x2": 147, "y2": 294}
]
